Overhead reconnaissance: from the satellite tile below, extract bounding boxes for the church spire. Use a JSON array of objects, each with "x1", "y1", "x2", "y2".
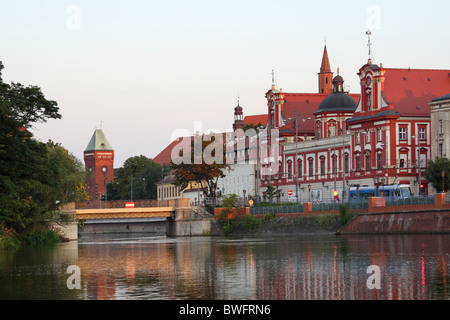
[
  {"x1": 320, "y1": 45, "x2": 331, "y2": 73},
  {"x1": 318, "y1": 45, "x2": 333, "y2": 94}
]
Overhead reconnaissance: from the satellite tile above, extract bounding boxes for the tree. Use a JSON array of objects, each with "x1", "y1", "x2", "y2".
[
  {"x1": 425, "y1": 157, "x2": 450, "y2": 193},
  {"x1": 0, "y1": 61, "x2": 62, "y2": 234},
  {"x1": 170, "y1": 134, "x2": 229, "y2": 198},
  {"x1": 46, "y1": 141, "x2": 88, "y2": 205},
  {"x1": 216, "y1": 194, "x2": 240, "y2": 233},
  {"x1": 265, "y1": 182, "x2": 277, "y2": 203},
  {"x1": 106, "y1": 155, "x2": 163, "y2": 200}
]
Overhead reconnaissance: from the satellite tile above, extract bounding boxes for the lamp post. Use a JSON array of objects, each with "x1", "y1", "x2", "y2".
[
  {"x1": 441, "y1": 170, "x2": 445, "y2": 193},
  {"x1": 412, "y1": 135, "x2": 421, "y2": 196}
]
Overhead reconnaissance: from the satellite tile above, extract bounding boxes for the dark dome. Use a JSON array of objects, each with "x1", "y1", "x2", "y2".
[
  {"x1": 315, "y1": 92, "x2": 357, "y2": 114},
  {"x1": 332, "y1": 75, "x2": 344, "y2": 84}
]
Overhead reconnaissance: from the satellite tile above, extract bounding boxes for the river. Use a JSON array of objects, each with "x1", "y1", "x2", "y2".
[{"x1": 0, "y1": 233, "x2": 448, "y2": 300}]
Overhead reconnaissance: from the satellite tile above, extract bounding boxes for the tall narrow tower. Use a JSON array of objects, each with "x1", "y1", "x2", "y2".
[
  {"x1": 232, "y1": 100, "x2": 245, "y2": 131},
  {"x1": 318, "y1": 45, "x2": 334, "y2": 94},
  {"x1": 84, "y1": 129, "x2": 115, "y2": 201}
]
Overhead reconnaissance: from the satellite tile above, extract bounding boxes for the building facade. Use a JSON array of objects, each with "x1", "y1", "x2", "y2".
[
  {"x1": 255, "y1": 51, "x2": 450, "y2": 201},
  {"x1": 429, "y1": 93, "x2": 450, "y2": 159},
  {"x1": 84, "y1": 129, "x2": 115, "y2": 201}
]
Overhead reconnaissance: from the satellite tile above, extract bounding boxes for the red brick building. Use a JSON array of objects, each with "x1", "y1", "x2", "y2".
[{"x1": 84, "y1": 129, "x2": 115, "y2": 201}]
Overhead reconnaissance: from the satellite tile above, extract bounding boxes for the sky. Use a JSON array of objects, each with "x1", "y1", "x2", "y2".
[{"x1": 1, "y1": 0, "x2": 449, "y2": 167}]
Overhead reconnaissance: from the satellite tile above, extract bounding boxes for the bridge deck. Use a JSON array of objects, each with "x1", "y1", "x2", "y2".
[{"x1": 75, "y1": 207, "x2": 175, "y2": 220}]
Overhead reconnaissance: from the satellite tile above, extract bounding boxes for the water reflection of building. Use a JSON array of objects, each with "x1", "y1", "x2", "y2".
[{"x1": 72, "y1": 235, "x2": 448, "y2": 300}]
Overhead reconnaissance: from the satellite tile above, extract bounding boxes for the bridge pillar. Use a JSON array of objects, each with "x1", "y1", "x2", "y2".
[{"x1": 166, "y1": 199, "x2": 221, "y2": 236}]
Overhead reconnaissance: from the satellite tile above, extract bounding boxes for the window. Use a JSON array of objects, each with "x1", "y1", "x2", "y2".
[
  {"x1": 278, "y1": 161, "x2": 282, "y2": 179},
  {"x1": 297, "y1": 159, "x2": 302, "y2": 178},
  {"x1": 419, "y1": 127, "x2": 426, "y2": 141},
  {"x1": 439, "y1": 143, "x2": 444, "y2": 158},
  {"x1": 332, "y1": 155, "x2": 337, "y2": 174},
  {"x1": 344, "y1": 155, "x2": 349, "y2": 173},
  {"x1": 439, "y1": 120, "x2": 444, "y2": 134},
  {"x1": 377, "y1": 153, "x2": 383, "y2": 169},
  {"x1": 308, "y1": 159, "x2": 314, "y2": 177},
  {"x1": 378, "y1": 128, "x2": 382, "y2": 141},
  {"x1": 356, "y1": 132, "x2": 361, "y2": 144},
  {"x1": 398, "y1": 150, "x2": 408, "y2": 169},
  {"x1": 320, "y1": 157, "x2": 325, "y2": 176},
  {"x1": 366, "y1": 130, "x2": 371, "y2": 143},
  {"x1": 366, "y1": 153, "x2": 371, "y2": 170},
  {"x1": 399, "y1": 127, "x2": 407, "y2": 140},
  {"x1": 287, "y1": 160, "x2": 292, "y2": 177},
  {"x1": 356, "y1": 156, "x2": 361, "y2": 171}
]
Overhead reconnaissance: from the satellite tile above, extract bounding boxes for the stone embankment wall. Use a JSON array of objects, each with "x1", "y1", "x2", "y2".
[{"x1": 337, "y1": 210, "x2": 450, "y2": 234}]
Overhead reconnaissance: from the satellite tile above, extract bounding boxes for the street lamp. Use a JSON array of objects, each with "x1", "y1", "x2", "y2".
[
  {"x1": 131, "y1": 174, "x2": 145, "y2": 202},
  {"x1": 412, "y1": 135, "x2": 421, "y2": 196}
]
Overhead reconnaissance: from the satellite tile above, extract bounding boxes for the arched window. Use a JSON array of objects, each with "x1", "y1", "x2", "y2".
[
  {"x1": 297, "y1": 159, "x2": 303, "y2": 178},
  {"x1": 287, "y1": 160, "x2": 293, "y2": 178},
  {"x1": 308, "y1": 157, "x2": 314, "y2": 177}
]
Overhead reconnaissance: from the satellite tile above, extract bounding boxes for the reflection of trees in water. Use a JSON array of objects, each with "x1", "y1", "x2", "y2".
[{"x1": 2, "y1": 234, "x2": 447, "y2": 299}]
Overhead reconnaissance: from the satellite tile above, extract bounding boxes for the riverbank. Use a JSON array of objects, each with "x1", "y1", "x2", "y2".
[
  {"x1": 0, "y1": 226, "x2": 65, "y2": 250},
  {"x1": 219, "y1": 213, "x2": 347, "y2": 236}
]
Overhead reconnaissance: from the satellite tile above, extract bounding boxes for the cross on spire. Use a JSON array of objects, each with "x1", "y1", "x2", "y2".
[{"x1": 366, "y1": 29, "x2": 373, "y2": 63}]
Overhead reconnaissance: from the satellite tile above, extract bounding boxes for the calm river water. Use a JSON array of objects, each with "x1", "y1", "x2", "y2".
[{"x1": 0, "y1": 233, "x2": 448, "y2": 300}]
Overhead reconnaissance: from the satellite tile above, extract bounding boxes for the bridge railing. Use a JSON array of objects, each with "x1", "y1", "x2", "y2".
[{"x1": 76, "y1": 199, "x2": 176, "y2": 209}]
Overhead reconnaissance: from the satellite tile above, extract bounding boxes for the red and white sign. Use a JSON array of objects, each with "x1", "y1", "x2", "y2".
[
  {"x1": 125, "y1": 202, "x2": 135, "y2": 208},
  {"x1": 288, "y1": 190, "x2": 293, "y2": 196}
]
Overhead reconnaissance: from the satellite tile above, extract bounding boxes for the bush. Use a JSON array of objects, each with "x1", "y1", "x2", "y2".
[
  {"x1": 0, "y1": 226, "x2": 20, "y2": 250},
  {"x1": 339, "y1": 203, "x2": 352, "y2": 225},
  {"x1": 235, "y1": 215, "x2": 262, "y2": 232},
  {"x1": 21, "y1": 229, "x2": 61, "y2": 246}
]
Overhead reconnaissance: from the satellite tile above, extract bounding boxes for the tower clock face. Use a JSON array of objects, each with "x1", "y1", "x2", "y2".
[{"x1": 102, "y1": 166, "x2": 107, "y2": 173}]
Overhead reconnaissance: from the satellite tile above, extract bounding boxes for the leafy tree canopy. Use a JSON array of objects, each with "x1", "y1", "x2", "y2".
[
  {"x1": 0, "y1": 61, "x2": 88, "y2": 235},
  {"x1": 170, "y1": 134, "x2": 230, "y2": 198},
  {"x1": 106, "y1": 155, "x2": 163, "y2": 200},
  {"x1": 425, "y1": 157, "x2": 450, "y2": 193}
]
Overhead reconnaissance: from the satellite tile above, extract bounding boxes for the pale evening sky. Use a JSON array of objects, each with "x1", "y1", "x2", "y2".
[{"x1": 1, "y1": 0, "x2": 449, "y2": 167}]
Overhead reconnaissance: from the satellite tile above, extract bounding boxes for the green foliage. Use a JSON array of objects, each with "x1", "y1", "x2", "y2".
[
  {"x1": 235, "y1": 215, "x2": 263, "y2": 231},
  {"x1": 339, "y1": 202, "x2": 352, "y2": 225},
  {"x1": 106, "y1": 155, "x2": 163, "y2": 200},
  {"x1": 263, "y1": 212, "x2": 276, "y2": 221},
  {"x1": 0, "y1": 61, "x2": 85, "y2": 242},
  {"x1": 0, "y1": 61, "x2": 65, "y2": 235},
  {"x1": 217, "y1": 194, "x2": 240, "y2": 234},
  {"x1": 315, "y1": 213, "x2": 339, "y2": 226},
  {"x1": 264, "y1": 183, "x2": 277, "y2": 203},
  {"x1": 0, "y1": 226, "x2": 20, "y2": 250},
  {"x1": 425, "y1": 157, "x2": 450, "y2": 193},
  {"x1": 20, "y1": 229, "x2": 61, "y2": 247},
  {"x1": 170, "y1": 134, "x2": 229, "y2": 198}
]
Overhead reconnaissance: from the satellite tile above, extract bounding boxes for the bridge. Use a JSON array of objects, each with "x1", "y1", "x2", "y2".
[
  {"x1": 75, "y1": 207, "x2": 174, "y2": 220},
  {"x1": 68, "y1": 198, "x2": 222, "y2": 237}
]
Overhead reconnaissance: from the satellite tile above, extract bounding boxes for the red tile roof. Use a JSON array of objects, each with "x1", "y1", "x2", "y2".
[
  {"x1": 243, "y1": 114, "x2": 267, "y2": 126},
  {"x1": 383, "y1": 68, "x2": 450, "y2": 116},
  {"x1": 153, "y1": 136, "x2": 194, "y2": 165}
]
